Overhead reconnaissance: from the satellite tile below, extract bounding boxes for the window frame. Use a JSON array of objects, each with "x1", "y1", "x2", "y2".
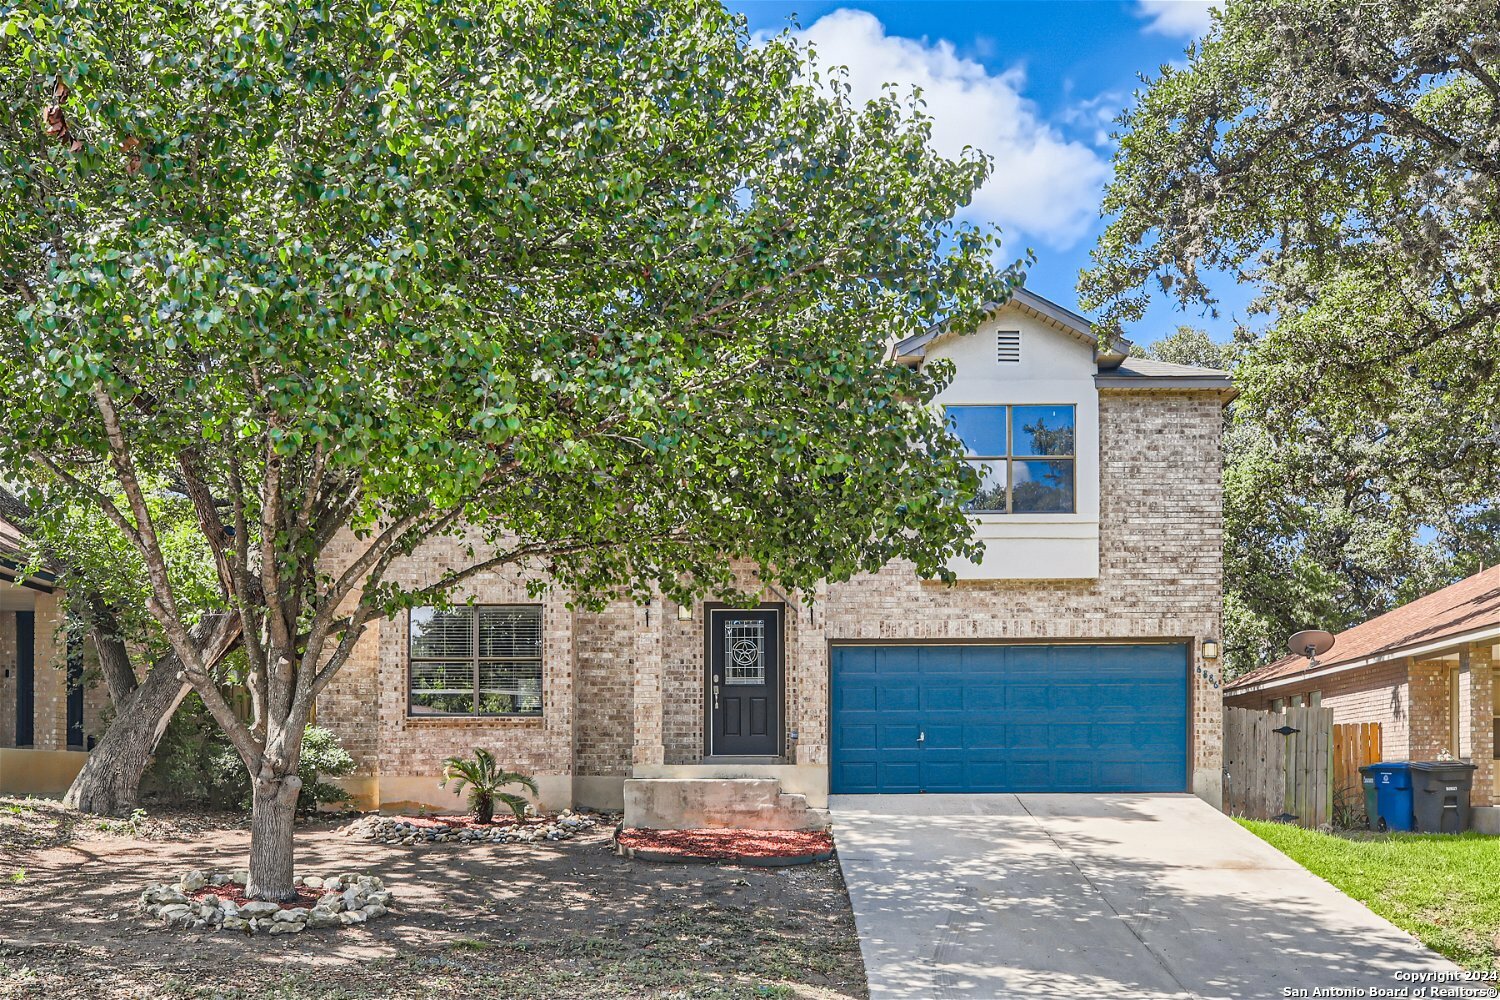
[
  {"x1": 946, "y1": 403, "x2": 1077, "y2": 515},
  {"x1": 407, "y1": 603, "x2": 544, "y2": 719}
]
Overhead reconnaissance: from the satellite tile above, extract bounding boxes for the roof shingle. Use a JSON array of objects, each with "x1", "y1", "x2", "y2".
[{"x1": 1227, "y1": 565, "x2": 1500, "y2": 691}]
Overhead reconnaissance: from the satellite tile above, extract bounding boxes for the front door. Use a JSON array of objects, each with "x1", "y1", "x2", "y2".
[{"x1": 707, "y1": 606, "x2": 782, "y2": 756}]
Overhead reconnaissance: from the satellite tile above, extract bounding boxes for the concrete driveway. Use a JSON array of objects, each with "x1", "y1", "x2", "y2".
[{"x1": 831, "y1": 794, "x2": 1463, "y2": 999}]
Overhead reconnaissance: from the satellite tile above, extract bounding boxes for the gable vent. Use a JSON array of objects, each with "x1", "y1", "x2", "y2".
[{"x1": 996, "y1": 330, "x2": 1021, "y2": 364}]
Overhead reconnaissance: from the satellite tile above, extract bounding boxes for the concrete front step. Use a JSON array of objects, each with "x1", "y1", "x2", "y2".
[{"x1": 623, "y1": 777, "x2": 830, "y2": 831}]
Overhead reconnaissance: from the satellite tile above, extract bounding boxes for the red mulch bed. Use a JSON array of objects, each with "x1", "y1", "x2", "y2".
[
  {"x1": 189, "y1": 884, "x2": 323, "y2": 910},
  {"x1": 615, "y1": 828, "x2": 834, "y2": 861}
]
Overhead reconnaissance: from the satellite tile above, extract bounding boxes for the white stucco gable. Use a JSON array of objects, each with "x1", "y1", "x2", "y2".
[{"x1": 916, "y1": 297, "x2": 1103, "y2": 580}]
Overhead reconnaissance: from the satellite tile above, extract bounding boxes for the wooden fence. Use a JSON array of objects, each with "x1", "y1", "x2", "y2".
[
  {"x1": 1222, "y1": 705, "x2": 1334, "y2": 828},
  {"x1": 1333, "y1": 722, "x2": 1383, "y2": 822}
]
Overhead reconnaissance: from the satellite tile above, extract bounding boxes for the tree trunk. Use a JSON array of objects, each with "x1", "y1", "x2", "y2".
[
  {"x1": 61, "y1": 666, "x2": 188, "y2": 815},
  {"x1": 246, "y1": 771, "x2": 302, "y2": 901},
  {"x1": 62, "y1": 611, "x2": 240, "y2": 816}
]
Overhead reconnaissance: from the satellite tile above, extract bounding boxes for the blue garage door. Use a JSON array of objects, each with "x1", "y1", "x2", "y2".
[{"x1": 831, "y1": 644, "x2": 1188, "y2": 794}]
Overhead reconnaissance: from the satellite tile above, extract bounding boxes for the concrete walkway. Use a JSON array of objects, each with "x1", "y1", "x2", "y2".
[{"x1": 831, "y1": 794, "x2": 1463, "y2": 999}]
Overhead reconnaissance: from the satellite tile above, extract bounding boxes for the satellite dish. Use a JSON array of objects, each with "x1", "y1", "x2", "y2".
[{"x1": 1288, "y1": 629, "x2": 1336, "y2": 667}]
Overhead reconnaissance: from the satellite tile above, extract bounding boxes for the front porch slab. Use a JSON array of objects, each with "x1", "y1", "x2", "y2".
[{"x1": 623, "y1": 777, "x2": 829, "y2": 831}]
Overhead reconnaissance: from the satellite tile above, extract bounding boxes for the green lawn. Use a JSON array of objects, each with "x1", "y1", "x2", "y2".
[{"x1": 1239, "y1": 819, "x2": 1500, "y2": 973}]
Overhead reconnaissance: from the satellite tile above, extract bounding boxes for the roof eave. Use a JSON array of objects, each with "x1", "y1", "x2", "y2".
[{"x1": 1227, "y1": 621, "x2": 1500, "y2": 695}]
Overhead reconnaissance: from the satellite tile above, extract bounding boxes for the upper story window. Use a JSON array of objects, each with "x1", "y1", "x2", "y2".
[
  {"x1": 947, "y1": 404, "x2": 1076, "y2": 514},
  {"x1": 409, "y1": 605, "x2": 543, "y2": 717}
]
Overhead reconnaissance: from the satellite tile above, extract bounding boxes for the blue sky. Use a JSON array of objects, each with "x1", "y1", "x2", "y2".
[{"x1": 724, "y1": 0, "x2": 1250, "y2": 347}]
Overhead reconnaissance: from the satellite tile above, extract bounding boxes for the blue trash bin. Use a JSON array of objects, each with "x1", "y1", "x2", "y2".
[{"x1": 1360, "y1": 762, "x2": 1415, "y2": 832}]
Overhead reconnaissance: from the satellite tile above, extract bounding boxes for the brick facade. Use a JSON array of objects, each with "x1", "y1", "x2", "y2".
[{"x1": 315, "y1": 388, "x2": 1227, "y2": 809}]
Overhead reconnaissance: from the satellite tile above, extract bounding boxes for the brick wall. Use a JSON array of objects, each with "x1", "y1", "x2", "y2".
[
  {"x1": 573, "y1": 600, "x2": 637, "y2": 777},
  {"x1": 1225, "y1": 659, "x2": 1411, "y2": 760},
  {"x1": 29, "y1": 594, "x2": 68, "y2": 750},
  {"x1": 1409, "y1": 658, "x2": 1456, "y2": 760},
  {"x1": 318, "y1": 388, "x2": 1228, "y2": 799}
]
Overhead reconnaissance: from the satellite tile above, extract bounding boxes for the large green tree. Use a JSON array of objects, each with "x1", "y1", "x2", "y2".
[
  {"x1": 1082, "y1": 0, "x2": 1500, "y2": 507},
  {"x1": 0, "y1": 0, "x2": 1015, "y2": 899},
  {"x1": 1083, "y1": 0, "x2": 1500, "y2": 674}
]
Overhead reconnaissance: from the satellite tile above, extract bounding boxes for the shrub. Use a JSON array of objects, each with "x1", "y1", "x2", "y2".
[
  {"x1": 146, "y1": 694, "x2": 354, "y2": 812},
  {"x1": 210, "y1": 725, "x2": 355, "y2": 812},
  {"x1": 440, "y1": 748, "x2": 538, "y2": 824}
]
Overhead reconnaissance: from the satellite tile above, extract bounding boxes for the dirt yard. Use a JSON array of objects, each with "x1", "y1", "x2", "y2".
[{"x1": 0, "y1": 798, "x2": 866, "y2": 1000}]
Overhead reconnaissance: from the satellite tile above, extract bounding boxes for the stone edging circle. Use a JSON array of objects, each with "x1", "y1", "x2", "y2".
[
  {"x1": 339, "y1": 808, "x2": 607, "y2": 846},
  {"x1": 139, "y1": 869, "x2": 393, "y2": 935}
]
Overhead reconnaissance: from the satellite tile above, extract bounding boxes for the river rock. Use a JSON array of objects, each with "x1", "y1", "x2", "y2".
[
  {"x1": 239, "y1": 900, "x2": 281, "y2": 918},
  {"x1": 307, "y1": 909, "x2": 341, "y2": 929}
]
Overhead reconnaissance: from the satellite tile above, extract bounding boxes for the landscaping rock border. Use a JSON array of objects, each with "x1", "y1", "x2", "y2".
[
  {"x1": 338, "y1": 808, "x2": 612, "y2": 846},
  {"x1": 138, "y1": 869, "x2": 393, "y2": 935}
]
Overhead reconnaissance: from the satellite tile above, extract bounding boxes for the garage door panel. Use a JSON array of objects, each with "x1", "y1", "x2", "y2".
[
  {"x1": 963, "y1": 685, "x2": 1010, "y2": 711},
  {"x1": 1049, "y1": 684, "x2": 1095, "y2": 709},
  {"x1": 830, "y1": 643, "x2": 1189, "y2": 794},
  {"x1": 964, "y1": 723, "x2": 1007, "y2": 748},
  {"x1": 878, "y1": 685, "x2": 919, "y2": 711},
  {"x1": 1049, "y1": 723, "x2": 1092, "y2": 748},
  {"x1": 1006, "y1": 723, "x2": 1050, "y2": 748},
  {"x1": 879, "y1": 723, "x2": 921, "y2": 749},
  {"x1": 1006, "y1": 685, "x2": 1050, "y2": 709},
  {"x1": 880, "y1": 762, "x2": 921, "y2": 791},
  {"x1": 919, "y1": 646, "x2": 966, "y2": 674},
  {"x1": 923, "y1": 685, "x2": 965, "y2": 711},
  {"x1": 837, "y1": 724, "x2": 878, "y2": 750}
]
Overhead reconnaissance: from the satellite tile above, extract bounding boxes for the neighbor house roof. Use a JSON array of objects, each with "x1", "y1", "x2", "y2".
[
  {"x1": 1227, "y1": 565, "x2": 1500, "y2": 694},
  {"x1": 0, "y1": 517, "x2": 22, "y2": 559},
  {"x1": 0, "y1": 515, "x2": 56, "y2": 593}
]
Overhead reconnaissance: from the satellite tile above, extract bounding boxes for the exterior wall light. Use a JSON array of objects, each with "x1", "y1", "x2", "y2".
[
  {"x1": 1202, "y1": 639, "x2": 1220, "y2": 660},
  {"x1": 676, "y1": 603, "x2": 694, "y2": 622}
]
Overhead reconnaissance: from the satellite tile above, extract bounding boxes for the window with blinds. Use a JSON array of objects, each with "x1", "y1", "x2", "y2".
[{"x1": 409, "y1": 605, "x2": 543, "y2": 717}]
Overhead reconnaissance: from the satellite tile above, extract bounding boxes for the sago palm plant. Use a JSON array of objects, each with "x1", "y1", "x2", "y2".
[{"x1": 439, "y1": 748, "x2": 539, "y2": 824}]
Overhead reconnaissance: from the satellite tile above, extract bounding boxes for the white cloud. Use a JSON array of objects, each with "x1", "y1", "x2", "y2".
[
  {"x1": 1060, "y1": 91, "x2": 1128, "y2": 148},
  {"x1": 792, "y1": 9, "x2": 1110, "y2": 252},
  {"x1": 1135, "y1": 1, "x2": 1220, "y2": 38}
]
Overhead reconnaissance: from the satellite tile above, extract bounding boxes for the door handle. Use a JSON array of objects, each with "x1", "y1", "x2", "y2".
[
  {"x1": 713, "y1": 683, "x2": 720, "y2": 710},
  {"x1": 917, "y1": 730, "x2": 925, "y2": 744}
]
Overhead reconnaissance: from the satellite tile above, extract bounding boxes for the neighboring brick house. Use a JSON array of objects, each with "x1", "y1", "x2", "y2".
[
  {"x1": 315, "y1": 289, "x2": 1235, "y2": 828},
  {"x1": 0, "y1": 516, "x2": 105, "y2": 795},
  {"x1": 1225, "y1": 567, "x2": 1500, "y2": 831}
]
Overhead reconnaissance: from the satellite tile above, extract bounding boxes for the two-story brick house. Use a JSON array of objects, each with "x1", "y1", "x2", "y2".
[{"x1": 315, "y1": 288, "x2": 1235, "y2": 828}]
